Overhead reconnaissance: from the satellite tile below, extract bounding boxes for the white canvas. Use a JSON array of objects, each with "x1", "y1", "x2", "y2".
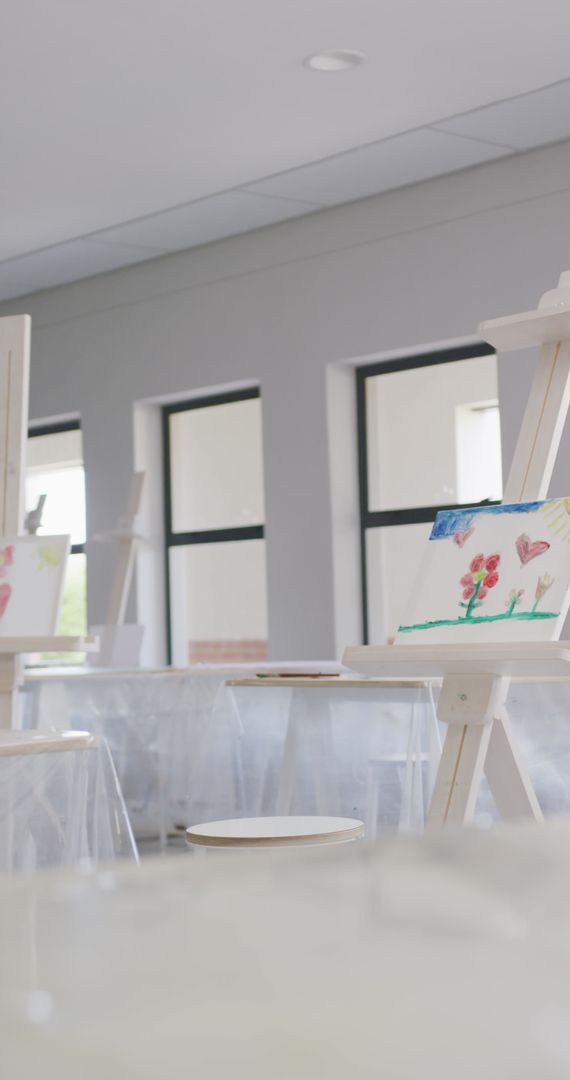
[
  {"x1": 0, "y1": 535, "x2": 69, "y2": 636},
  {"x1": 396, "y1": 500, "x2": 570, "y2": 645}
]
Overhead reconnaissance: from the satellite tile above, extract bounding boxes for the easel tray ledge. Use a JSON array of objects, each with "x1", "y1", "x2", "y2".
[
  {"x1": 343, "y1": 642, "x2": 570, "y2": 678},
  {"x1": 478, "y1": 306, "x2": 570, "y2": 351},
  {"x1": 0, "y1": 635, "x2": 98, "y2": 654}
]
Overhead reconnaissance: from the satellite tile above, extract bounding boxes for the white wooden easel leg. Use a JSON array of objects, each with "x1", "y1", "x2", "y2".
[
  {"x1": 0, "y1": 654, "x2": 21, "y2": 730},
  {"x1": 427, "y1": 723, "x2": 492, "y2": 828},
  {"x1": 105, "y1": 472, "x2": 145, "y2": 626},
  {"x1": 0, "y1": 315, "x2": 30, "y2": 538},
  {"x1": 426, "y1": 673, "x2": 507, "y2": 829},
  {"x1": 484, "y1": 709, "x2": 543, "y2": 821}
]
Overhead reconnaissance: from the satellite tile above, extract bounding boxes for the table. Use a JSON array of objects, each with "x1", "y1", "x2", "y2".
[
  {"x1": 22, "y1": 662, "x2": 345, "y2": 844},
  {"x1": 2, "y1": 822, "x2": 570, "y2": 1078},
  {"x1": 0, "y1": 730, "x2": 137, "y2": 872},
  {"x1": 227, "y1": 677, "x2": 442, "y2": 836},
  {"x1": 229, "y1": 675, "x2": 570, "y2": 830},
  {"x1": 23, "y1": 667, "x2": 570, "y2": 840}
]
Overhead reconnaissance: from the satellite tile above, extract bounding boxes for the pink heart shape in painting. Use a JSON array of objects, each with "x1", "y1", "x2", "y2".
[
  {"x1": 516, "y1": 533, "x2": 550, "y2": 566},
  {"x1": 453, "y1": 528, "x2": 474, "y2": 548},
  {"x1": 0, "y1": 582, "x2": 12, "y2": 619}
]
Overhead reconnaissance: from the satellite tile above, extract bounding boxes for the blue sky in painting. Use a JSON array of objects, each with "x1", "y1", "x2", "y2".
[{"x1": 430, "y1": 501, "x2": 547, "y2": 540}]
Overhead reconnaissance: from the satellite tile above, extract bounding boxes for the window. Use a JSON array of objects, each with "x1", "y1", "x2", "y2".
[
  {"x1": 162, "y1": 388, "x2": 267, "y2": 665},
  {"x1": 357, "y1": 344, "x2": 502, "y2": 644},
  {"x1": 26, "y1": 421, "x2": 87, "y2": 646}
]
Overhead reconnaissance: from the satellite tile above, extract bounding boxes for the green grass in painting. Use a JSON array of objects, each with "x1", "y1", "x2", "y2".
[{"x1": 398, "y1": 611, "x2": 559, "y2": 634}]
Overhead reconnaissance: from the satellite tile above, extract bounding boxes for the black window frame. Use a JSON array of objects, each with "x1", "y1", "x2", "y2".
[
  {"x1": 161, "y1": 387, "x2": 264, "y2": 664},
  {"x1": 356, "y1": 342, "x2": 499, "y2": 643},
  {"x1": 27, "y1": 418, "x2": 85, "y2": 556}
]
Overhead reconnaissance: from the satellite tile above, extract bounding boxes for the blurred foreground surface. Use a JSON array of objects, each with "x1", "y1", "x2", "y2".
[{"x1": 2, "y1": 822, "x2": 570, "y2": 1078}]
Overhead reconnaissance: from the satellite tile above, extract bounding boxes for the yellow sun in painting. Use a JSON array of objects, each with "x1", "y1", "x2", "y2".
[{"x1": 540, "y1": 498, "x2": 570, "y2": 541}]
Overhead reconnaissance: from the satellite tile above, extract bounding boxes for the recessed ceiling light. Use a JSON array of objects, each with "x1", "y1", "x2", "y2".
[{"x1": 304, "y1": 50, "x2": 367, "y2": 73}]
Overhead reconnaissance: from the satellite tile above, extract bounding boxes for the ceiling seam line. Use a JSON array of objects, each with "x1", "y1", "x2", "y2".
[
  {"x1": 237, "y1": 187, "x2": 324, "y2": 209},
  {"x1": 432, "y1": 74, "x2": 570, "y2": 127},
  {"x1": 86, "y1": 239, "x2": 168, "y2": 254},
  {"x1": 427, "y1": 125, "x2": 519, "y2": 152}
]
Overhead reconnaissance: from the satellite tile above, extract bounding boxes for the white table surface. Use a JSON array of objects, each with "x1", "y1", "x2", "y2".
[
  {"x1": 0, "y1": 729, "x2": 97, "y2": 757},
  {"x1": 227, "y1": 676, "x2": 438, "y2": 689},
  {"x1": 2, "y1": 822, "x2": 570, "y2": 1078},
  {"x1": 24, "y1": 659, "x2": 346, "y2": 682}
]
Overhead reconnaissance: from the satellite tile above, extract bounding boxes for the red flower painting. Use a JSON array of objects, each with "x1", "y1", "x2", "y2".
[
  {"x1": 0, "y1": 546, "x2": 14, "y2": 578},
  {"x1": 459, "y1": 553, "x2": 501, "y2": 618},
  {"x1": 0, "y1": 547, "x2": 14, "y2": 620}
]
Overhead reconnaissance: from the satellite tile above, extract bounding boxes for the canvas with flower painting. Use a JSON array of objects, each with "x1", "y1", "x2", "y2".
[
  {"x1": 0, "y1": 534, "x2": 69, "y2": 636},
  {"x1": 396, "y1": 499, "x2": 570, "y2": 644}
]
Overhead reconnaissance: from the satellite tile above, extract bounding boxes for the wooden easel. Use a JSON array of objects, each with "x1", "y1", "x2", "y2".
[
  {"x1": 0, "y1": 316, "x2": 96, "y2": 728},
  {"x1": 89, "y1": 471, "x2": 145, "y2": 667},
  {"x1": 25, "y1": 494, "x2": 47, "y2": 535},
  {"x1": 104, "y1": 471, "x2": 145, "y2": 627},
  {"x1": 344, "y1": 270, "x2": 570, "y2": 826}
]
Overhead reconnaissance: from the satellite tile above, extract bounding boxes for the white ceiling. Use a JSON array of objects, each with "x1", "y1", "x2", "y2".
[{"x1": 2, "y1": 0, "x2": 570, "y2": 300}]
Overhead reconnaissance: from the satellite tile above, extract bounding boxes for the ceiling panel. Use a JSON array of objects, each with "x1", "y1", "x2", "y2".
[
  {"x1": 91, "y1": 190, "x2": 321, "y2": 252},
  {"x1": 435, "y1": 79, "x2": 570, "y2": 150},
  {"x1": 0, "y1": 239, "x2": 164, "y2": 297},
  {"x1": 2, "y1": 0, "x2": 570, "y2": 293},
  {"x1": 244, "y1": 129, "x2": 512, "y2": 206},
  {"x1": 2, "y1": 0, "x2": 570, "y2": 272},
  {"x1": 0, "y1": 274, "x2": 31, "y2": 302}
]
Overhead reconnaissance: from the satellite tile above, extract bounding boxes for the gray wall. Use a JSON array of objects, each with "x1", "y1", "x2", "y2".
[{"x1": 3, "y1": 138, "x2": 570, "y2": 661}]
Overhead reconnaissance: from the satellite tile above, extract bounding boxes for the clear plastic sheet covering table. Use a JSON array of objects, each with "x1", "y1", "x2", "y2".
[
  {"x1": 0, "y1": 731, "x2": 137, "y2": 873},
  {"x1": 22, "y1": 663, "x2": 346, "y2": 844},
  {"x1": 2, "y1": 821, "x2": 570, "y2": 1078},
  {"x1": 227, "y1": 679, "x2": 442, "y2": 837},
  {"x1": 228, "y1": 677, "x2": 570, "y2": 829},
  {"x1": 22, "y1": 668, "x2": 570, "y2": 842},
  {"x1": 22, "y1": 669, "x2": 441, "y2": 839}
]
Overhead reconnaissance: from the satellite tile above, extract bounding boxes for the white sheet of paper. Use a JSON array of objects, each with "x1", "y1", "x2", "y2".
[
  {"x1": 396, "y1": 500, "x2": 570, "y2": 645},
  {"x1": 0, "y1": 534, "x2": 69, "y2": 636}
]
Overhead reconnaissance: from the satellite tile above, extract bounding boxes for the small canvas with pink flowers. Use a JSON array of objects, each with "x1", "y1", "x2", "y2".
[
  {"x1": 0, "y1": 534, "x2": 69, "y2": 636},
  {"x1": 396, "y1": 500, "x2": 570, "y2": 645}
]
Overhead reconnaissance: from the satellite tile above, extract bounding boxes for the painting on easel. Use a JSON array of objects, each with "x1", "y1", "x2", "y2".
[
  {"x1": 0, "y1": 534, "x2": 69, "y2": 636},
  {"x1": 396, "y1": 500, "x2": 570, "y2": 644}
]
